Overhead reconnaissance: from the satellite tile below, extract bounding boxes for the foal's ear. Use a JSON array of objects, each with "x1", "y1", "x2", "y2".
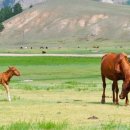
[{"x1": 115, "y1": 53, "x2": 128, "y2": 73}]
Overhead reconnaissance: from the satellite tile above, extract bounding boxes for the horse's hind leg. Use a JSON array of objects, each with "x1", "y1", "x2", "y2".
[
  {"x1": 125, "y1": 95, "x2": 129, "y2": 106},
  {"x1": 112, "y1": 81, "x2": 115, "y2": 104},
  {"x1": 101, "y1": 74, "x2": 106, "y2": 104}
]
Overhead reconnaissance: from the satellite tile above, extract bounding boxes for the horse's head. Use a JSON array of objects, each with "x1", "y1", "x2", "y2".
[
  {"x1": 119, "y1": 81, "x2": 130, "y2": 99},
  {"x1": 114, "y1": 53, "x2": 130, "y2": 99},
  {"x1": 9, "y1": 66, "x2": 20, "y2": 76},
  {"x1": 114, "y1": 53, "x2": 128, "y2": 73}
]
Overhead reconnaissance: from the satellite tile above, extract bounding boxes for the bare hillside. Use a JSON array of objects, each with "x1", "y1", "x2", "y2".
[{"x1": 1, "y1": 0, "x2": 130, "y2": 48}]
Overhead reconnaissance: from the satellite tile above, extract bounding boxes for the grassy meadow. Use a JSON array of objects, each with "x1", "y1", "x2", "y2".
[
  {"x1": 0, "y1": 56, "x2": 129, "y2": 130},
  {"x1": 0, "y1": 40, "x2": 129, "y2": 55}
]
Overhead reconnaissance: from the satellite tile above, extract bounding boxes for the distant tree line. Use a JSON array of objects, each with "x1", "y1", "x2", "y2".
[
  {"x1": 0, "y1": 3, "x2": 23, "y2": 32},
  {"x1": 127, "y1": 0, "x2": 130, "y2": 5}
]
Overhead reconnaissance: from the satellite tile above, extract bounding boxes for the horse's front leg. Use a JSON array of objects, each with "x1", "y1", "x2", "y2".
[
  {"x1": 3, "y1": 83, "x2": 11, "y2": 102},
  {"x1": 112, "y1": 80, "x2": 119, "y2": 105},
  {"x1": 101, "y1": 74, "x2": 106, "y2": 103},
  {"x1": 125, "y1": 95, "x2": 129, "y2": 106}
]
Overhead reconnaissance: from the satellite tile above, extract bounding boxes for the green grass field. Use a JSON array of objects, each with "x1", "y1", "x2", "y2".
[{"x1": 0, "y1": 56, "x2": 129, "y2": 130}]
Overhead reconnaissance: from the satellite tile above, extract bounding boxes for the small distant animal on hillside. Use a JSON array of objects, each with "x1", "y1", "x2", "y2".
[
  {"x1": 40, "y1": 47, "x2": 44, "y2": 49},
  {"x1": 93, "y1": 45, "x2": 99, "y2": 48},
  {"x1": 42, "y1": 51, "x2": 46, "y2": 54}
]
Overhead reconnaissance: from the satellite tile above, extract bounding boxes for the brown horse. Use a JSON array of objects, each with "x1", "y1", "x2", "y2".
[
  {"x1": 0, "y1": 67, "x2": 20, "y2": 102},
  {"x1": 101, "y1": 53, "x2": 129, "y2": 105}
]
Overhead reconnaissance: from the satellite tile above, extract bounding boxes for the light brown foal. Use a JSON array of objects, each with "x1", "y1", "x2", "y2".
[{"x1": 0, "y1": 67, "x2": 20, "y2": 101}]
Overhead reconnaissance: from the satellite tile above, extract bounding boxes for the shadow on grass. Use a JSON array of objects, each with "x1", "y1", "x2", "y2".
[
  {"x1": 88, "y1": 101, "x2": 113, "y2": 105},
  {"x1": 87, "y1": 101, "x2": 125, "y2": 106},
  {"x1": 0, "y1": 99, "x2": 8, "y2": 102}
]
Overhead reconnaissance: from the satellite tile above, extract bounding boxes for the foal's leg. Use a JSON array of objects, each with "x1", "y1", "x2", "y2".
[
  {"x1": 3, "y1": 83, "x2": 11, "y2": 102},
  {"x1": 125, "y1": 95, "x2": 129, "y2": 106},
  {"x1": 101, "y1": 74, "x2": 106, "y2": 104}
]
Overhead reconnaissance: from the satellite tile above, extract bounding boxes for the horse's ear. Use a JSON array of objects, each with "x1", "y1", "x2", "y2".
[
  {"x1": 115, "y1": 64, "x2": 121, "y2": 73},
  {"x1": 115, "y1": 53, "x2": 128, "y2": 73},
  {"x1": 8, "y1": 66, "x2": 12, "y2": 69}
]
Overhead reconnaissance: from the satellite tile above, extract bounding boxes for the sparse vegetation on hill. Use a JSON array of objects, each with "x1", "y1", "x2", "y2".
[
  {"x1": 13, "y1": 3, "x2": 23, "y2": 15},
  {"x1": 0, "y1": 0, "x2": 45, "y2": 9},
  {"x1": 0, "y1": 2, "x2": 22, "y2": 22},
  {"x1": 0, "y1": 22, "x2": 4, "y2": 32},
  {"x1": 0, "y1": 2, "x2": 22, "y2": 31}
]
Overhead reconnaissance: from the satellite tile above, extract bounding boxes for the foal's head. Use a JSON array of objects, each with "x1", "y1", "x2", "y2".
[{"x1": 8, "y1": 67, "x2": 20, "y2": 76}]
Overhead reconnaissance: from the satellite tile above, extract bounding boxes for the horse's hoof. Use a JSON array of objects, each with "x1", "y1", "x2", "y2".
[
  {"x1": 125, "y1": 103, "x2": 129, "y2": 106},
  {"x1": 113, "y1": 100, "x2": 115, "y2": 103},
  {"x1": 114, "y1": 102, "x2": 119, "y2": 105},
  {"x1": 125, "y1": 100, "x2": 129, "y2": 106},
  {"x1": 101, "y1": 99, "x2": 105, "y2": 104}
]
